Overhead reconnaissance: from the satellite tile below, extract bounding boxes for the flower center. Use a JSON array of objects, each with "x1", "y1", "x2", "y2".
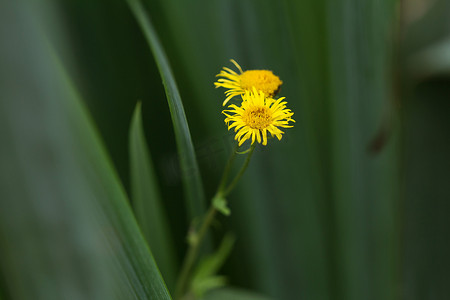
[
  {"x1": 242, "y1": 106, "x2": 272, "y2": 130},
  {"x1": 239, "y1": 70, "x2": 282, "y2": 96}
]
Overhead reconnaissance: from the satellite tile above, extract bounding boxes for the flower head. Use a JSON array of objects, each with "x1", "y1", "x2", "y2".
[
  {"x1": 223, "y1": 88, "x2": 295, "y2": 146},
  {"x1": 214, "y1": 59, "x2": 283, "y2": 106}
]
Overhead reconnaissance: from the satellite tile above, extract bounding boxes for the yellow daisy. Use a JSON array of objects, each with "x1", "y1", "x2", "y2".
[
  {"x1": 214, "y1": 59, "x2": 283, "y2": 106},
  {"x1": 223, "y1": 88, "x2": 295, "y2": 146}
]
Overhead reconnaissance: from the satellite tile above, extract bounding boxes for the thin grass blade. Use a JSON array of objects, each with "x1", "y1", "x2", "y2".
[
  {"x1": 129, "y1": 102, "x2": 177, "y2": 291},
  {"x1": 126, "y1": 0, "x2": 207, "y2": 221}
]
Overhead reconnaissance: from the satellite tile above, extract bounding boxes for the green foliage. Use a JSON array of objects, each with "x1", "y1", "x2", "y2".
[
  {"x1": 212, "y1": 197, "x2": 231, "y2": 216},
  {"x1": 1, "y1": 0, "x2": 449, "y2": 299},
  {"x1": 126, "y1": 0, "x2": 207, "y2": 222},
  {"x1": 191, "y1": 234, "x2": 235, "y2": 297},
  {"x1": 129, "y1": 103, "x2": 177, "y2": 290},
  {"x1": 0, "y1": 1, "x2": 171, "y2": 299},
  {"x1": 203, "y1": 288, "x2": 271, "y2": 300}
]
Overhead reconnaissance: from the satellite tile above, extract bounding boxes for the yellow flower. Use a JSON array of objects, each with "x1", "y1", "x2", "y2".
[
  {"x1": 214, "y1": 59, "x2": 283, "y2": 106},
  {"x1": 223, "y1": 88, "x2": 295, "y2": 146}
]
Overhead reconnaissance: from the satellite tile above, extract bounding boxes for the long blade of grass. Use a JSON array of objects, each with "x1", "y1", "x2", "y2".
[
  {"x1": 326, "y1": 1, "x2": 399, "y2": 300},
  {"x1": 126, "y1": 0, "x2": 207, "y2": 221},
  {"x1": 129, "y1": 103, "x2": 177, "y2": 291},
  {"x1": 0, "y1": 1, "x2": 171, "y2": 299}
]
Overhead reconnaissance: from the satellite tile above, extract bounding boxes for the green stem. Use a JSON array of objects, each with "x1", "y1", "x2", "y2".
[
  {"x1": 216, "y1": 143, "x2": 239, "y2": 193},
  {"x1": 174, "y1": 205, "x2": 216, "y2": 300},
  {"x1": 174, "y1": 143, "x2": 256, "y2": 299},
  {"x1": 175, "y1": 145, "x2": 238, "y2": 299},
  {"x1": 223, "y1": 144, "x2": 256, "y2": 197}
]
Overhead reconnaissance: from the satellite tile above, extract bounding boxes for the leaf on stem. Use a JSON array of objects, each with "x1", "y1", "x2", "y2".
[
  {"x1": 212, "y1": 197, "x2": 231, "y2": 216},
  {"x1": 203, "y1": 287, "x2": 272, "y2": 300},
  {"x1": 191, "y1": 234, "x2": 236, "y2": 298}
]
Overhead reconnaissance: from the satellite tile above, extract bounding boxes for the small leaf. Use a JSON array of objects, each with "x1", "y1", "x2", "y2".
[
  {"x1": 203, "y1": 287, "x2": 272, "y2": 300},
  {"x1": 191, "y1": 234, "x2": 235, "y2": 297},
  {"x1": 212, "y1": 197, "x2": 231, "y2": 216},
  {"x1": 193, "y1": 276, "x2": 227, "y2": 298},
  {"x1": 236, "y1": 146, "x2": 254, "y2": 155}
]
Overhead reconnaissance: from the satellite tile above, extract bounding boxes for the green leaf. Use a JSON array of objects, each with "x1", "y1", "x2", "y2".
[
  {"x1": 126, "y1": 0, "x2": 207, "y2": 221},
  {"x1": 202, "y1": 287, "x2": 271, "y2": 300},
  {"x1": 191, "y1": 234, "x2": 235, "y2": 297},
  {"x1": 193, "y1": 276, "x2": 227, "y2": 299},
  {"x1": 0, "y1": 1, "x2": 171, "y2": 299},
  {"x1": 129, "y1": 102, "x2": 177, "y2": 291},
  {"x1": 212, "y1": 197, "x2": 231, "y2": 216}
]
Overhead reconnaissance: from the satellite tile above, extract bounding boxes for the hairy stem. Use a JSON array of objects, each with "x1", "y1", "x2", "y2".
[{"x1": 174, "y1": 143, "x2": 256, "y2": 299}]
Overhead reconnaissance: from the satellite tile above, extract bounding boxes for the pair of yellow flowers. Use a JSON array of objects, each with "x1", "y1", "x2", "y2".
[{"x1": 214, "y1": 60, "x2": 295, "y2": 146}]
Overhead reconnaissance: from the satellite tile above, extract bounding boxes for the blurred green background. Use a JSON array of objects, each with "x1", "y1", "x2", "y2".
[{"x1": 1, "y1": 0, "x2": 449, "y2": 299}]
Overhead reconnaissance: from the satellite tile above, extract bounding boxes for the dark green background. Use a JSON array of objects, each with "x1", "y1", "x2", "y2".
[{"x1": 1, "y1": 0, "x2": 449, "y2": 299}]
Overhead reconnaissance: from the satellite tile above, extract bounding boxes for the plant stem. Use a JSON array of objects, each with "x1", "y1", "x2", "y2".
[
  {"x1": 175, "y1": 145, "x2": 239, "y2": 299},
  {"x1": 174, "y1": 205, "x2": 216, "y2": 300},
  {"x1": 216, "y1": 143, "x2": 239, "y2": 193},
  {"x1": 223, "y1": 144, "x2": 256, "y2": 197},
  {"x1": 174, "y1": 143, "x2": 255, "y2": 299}
]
